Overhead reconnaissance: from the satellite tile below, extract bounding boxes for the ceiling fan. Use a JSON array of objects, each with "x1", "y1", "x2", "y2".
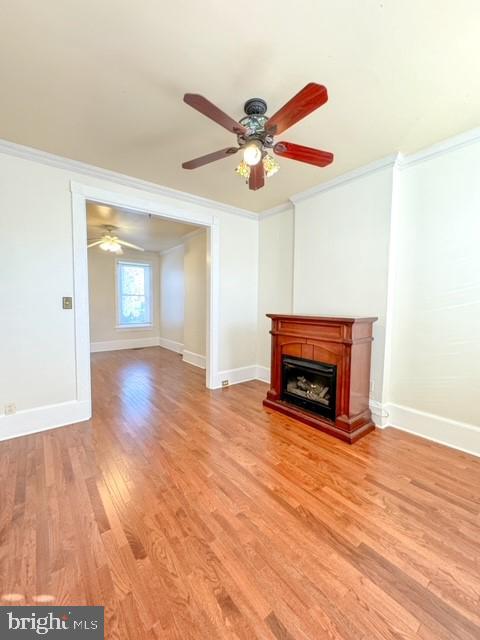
[
  {"x1": 87, "y1": 225, "x2": 145, "y2": 255},
  {"x1": 182, "y1": 82, "x2": 334, "y2": 191}
]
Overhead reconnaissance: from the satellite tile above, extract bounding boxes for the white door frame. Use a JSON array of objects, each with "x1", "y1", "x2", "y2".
[{"x1": 70, "y1": 181, "x2": 220, "y2": 417}]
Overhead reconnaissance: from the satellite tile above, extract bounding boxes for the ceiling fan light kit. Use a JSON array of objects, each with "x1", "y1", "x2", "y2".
[
  {"x1": 235, "y1": 154, "x2": 280, "y2": 181},
  {"x1": 87, "y1": 225, "x2": 145, "y2": 254},
  {"x1": 182, "y1": 83, "x2": 334, "y2": 191},
  {"x1": 99, "y1": 238, "x2": 123, "y2": 254},
  {"x1": 242, "y1": 139, "x2": 263, "y2": 166}
]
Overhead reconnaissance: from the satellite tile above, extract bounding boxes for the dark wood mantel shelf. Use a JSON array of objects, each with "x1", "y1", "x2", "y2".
[{"x1": 263, "y1": 314, "x2": 377, "y2": 443}]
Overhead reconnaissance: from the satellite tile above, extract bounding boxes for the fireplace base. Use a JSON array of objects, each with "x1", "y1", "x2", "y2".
[{"x1": 263, "y1": 397, "x2": 375, "y2": 444}]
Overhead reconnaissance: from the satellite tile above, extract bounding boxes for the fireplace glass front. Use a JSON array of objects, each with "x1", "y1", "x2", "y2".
[{"x1": 281, "y1": 355, "x2": 337, "y2": 421}]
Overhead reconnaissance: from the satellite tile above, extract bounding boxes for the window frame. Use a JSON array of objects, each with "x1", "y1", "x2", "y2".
[{"x1": 115, "y1": 259, "x2": 154, "y2": 329}]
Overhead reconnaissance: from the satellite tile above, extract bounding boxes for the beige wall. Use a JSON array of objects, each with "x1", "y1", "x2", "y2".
[
  {"x1": 159, "y1": 245, "x2": 184, "y2": 346},
  {"x1": 88, "y1": 248, "x2": 160, "y2": 345},
  {"x1": 183, "y1": 231, "x2": 207, "y2": 357},
  {"x1": 88, "y1": 231, "x2": 207, "y2": 356}
]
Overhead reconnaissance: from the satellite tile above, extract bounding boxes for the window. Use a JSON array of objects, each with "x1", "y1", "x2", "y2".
[{"x1": 116, "y1": 261, "x2": 152, "y2": 327}]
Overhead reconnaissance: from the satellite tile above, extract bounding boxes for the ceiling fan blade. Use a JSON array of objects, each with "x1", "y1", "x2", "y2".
[
  {"x1": 87, "y1": 240, "x2": 103, "y2": 248},
  {"x1": 273, "y1": 141, "x2": 334, "y2": 167},
  {"x1": 249, "y1": 162, "x2": 265, "y2": 191},
  {"x1": 184, "y1": 94, "x2": 247, "y2": 135},
  {"x1": 117, "y1": 240, "x2": 145, "y2": 252},
  {"x1": 266, "y1": 83, "x2": 328, "y2": 135},
  {"x1": 182, "y1": 147, "x2": 238, "y2": 170}
]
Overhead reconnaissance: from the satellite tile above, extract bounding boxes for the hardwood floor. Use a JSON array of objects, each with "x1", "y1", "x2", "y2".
[{"x1": 1, "y1": 347, "x2": 480, "y2": 639}]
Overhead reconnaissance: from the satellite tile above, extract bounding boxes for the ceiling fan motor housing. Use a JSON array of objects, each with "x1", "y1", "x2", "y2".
[
  {"x1": 238, "y1": 98, "x2": 273, "y2": 148},
  {"x1": 244, "y1": 98, "x2": 267, "y2": 116}
]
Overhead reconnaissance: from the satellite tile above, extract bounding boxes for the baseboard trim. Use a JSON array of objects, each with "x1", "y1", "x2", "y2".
[
  {"x1": 212, "y1": 366, "x2": 259, "y2": 389},
  {"x1": 369, "y1": 400, "x2": 388, "y2": 428},
  {"x1": 183, "y1": 350, "x2": 206, "y2": 369},
  {"x1": 255, "y1": 365, "x2": 271, "y2": 383},
  {"x1": 385, "y1": 402, "x2": 480, "y2": 458},
  {"x1": 158, "y1": 337, "x2": 184, "y2": 354},
  {"x1": 0, "y1": 400, "x2": 91, "y2": 442},
  {"x1": 91, "y1": 337, "x2": 160, "y2": 352}
]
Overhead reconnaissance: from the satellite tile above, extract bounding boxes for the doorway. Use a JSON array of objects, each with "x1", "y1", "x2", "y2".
[{"x1": 70, "y1": 182, "x2": 220, "y2": 420}]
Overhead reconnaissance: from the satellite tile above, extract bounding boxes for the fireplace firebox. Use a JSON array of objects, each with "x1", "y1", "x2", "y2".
[{"x1": 282, "y1": 356, "x2": 336, "y2": 422}]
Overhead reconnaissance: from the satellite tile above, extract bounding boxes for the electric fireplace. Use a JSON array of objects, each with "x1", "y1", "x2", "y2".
[{"x1": 263, "y1": 314, "x2": 377, "y2": 443}]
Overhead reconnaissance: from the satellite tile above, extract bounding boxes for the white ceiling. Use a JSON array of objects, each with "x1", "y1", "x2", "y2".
[
  {"x1": 1, "y1": 1, "x2": 480, "y2": 211},
  {"x1": 87, "y1": 202, "x2": 201, "y2": 253}
]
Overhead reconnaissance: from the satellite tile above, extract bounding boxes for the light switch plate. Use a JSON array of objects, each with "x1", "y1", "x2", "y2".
[{"x1": 62, "y1": 296, "x2": 73, "y2": 309}]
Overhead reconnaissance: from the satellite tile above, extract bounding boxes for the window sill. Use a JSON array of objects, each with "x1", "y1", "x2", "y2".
[{"x1": 116, "y1": 324, "x2": 153, "y2": 330}]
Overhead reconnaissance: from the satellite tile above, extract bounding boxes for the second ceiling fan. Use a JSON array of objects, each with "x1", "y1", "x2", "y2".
[
  {"x1": 87, "y1": 225, "x2": 145, "y2": 255},
  {"x1": 182, "y1": 82, "x2": 334, "y2": 191}
]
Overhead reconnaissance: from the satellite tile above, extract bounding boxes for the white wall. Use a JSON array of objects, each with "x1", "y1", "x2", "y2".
[
  {"x1": 0, "y1": 159, "x2": 77, "y2": 413},
  {"x1": 0, "y1": 146, "x2": 258, "y2": 439},
  {"x1": 88, "y1": 248, "x2": 160, "y2": 347},
  {"x1": 218, "y1": 213, "x2": 258, "y2": 371},
  {"x1": 256, "y1": 208, "x2": 294, "y2": 370},
  {"x1": 292, "y1": 166, "x2": 394, "y2": 405},
  {"x1": 183, "y1": 231, "x2": 207, "y2": 359},
  {"x1": 388, "y1": 142, "x2": 480, "y2": 432},
  {"x1": 159, "y1": 245, "x2": 184, "y2": 348}
]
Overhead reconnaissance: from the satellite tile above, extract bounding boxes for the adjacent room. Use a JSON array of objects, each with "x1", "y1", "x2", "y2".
[
  {"x1": 86, "y1": 202, "x2": 208, "y2": 372},
  {"x1": 0, "y1": 2, "x2": 479, "y2": 639}
]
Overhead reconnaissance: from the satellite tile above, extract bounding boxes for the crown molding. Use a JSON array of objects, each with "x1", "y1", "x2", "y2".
[
  {"x1": 157, "y1": 227, "x2": 205, "y2": 256},
  {"x1": 4, "y1": 125, "x2": 480, "y2": 220},
  {"x1": 0, "y1": 138, "x2": 258, "y2": 220},
  {"x1": 158, "y1": 242, "x2": 185, "y2": 257},
  {"x1": 290, "y1": 154, "x2": 399, "y2": 204},
  {"x1": 181, "y1": 227, "x2": 206, "y2": 241},
  {"x1": 259, "y1": 201, "x2": 294, "y2": 220},
  {"x1": 397, "y1": 126, "x2": 480, "y2": 169}
]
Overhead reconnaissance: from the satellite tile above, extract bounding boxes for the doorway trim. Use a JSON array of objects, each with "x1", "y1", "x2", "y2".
[{"x1": 70, "y1": 181, "x2": 220, "y2": 416}]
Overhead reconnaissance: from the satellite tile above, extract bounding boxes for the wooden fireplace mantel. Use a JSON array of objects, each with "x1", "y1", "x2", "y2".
[{"x1": 263, "y1": 314, "x2": 377, "y2": 443}]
